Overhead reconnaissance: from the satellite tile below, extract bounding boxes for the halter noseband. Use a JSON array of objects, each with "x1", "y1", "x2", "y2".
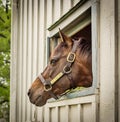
[{"x1": 38, "y1": 39, "x2": 80, "y2": 100}]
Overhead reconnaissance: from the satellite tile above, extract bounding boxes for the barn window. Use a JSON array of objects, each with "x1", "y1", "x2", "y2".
[{"x1": 46, "y1": 0, "x2": 99, "y2": 98}]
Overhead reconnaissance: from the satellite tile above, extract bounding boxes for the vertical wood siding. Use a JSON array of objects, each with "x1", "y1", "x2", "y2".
[
  {"x1": 26, "y1": 0, "x2": 32, "y2": 121},
  {"x1": 100, "y1": 0, "x2": 116, "y2": 121}
]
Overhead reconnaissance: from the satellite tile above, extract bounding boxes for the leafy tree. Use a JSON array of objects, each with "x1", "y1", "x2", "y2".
[{"x1": 0, "y1": 0, "x2": 11, "y2": 121}]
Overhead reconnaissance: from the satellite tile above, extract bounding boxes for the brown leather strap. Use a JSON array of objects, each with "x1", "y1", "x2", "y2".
[
  {"x1": 39, "y1": 74, "x2": 59, "y2": 99},
  {"x1": 71, "y1": 39, "x2": 80, "y2": 53},
  {"x1": 67, "y1": 74, "x2": 76, "y2": 89},
  {"x1": 38, "y1": 74, "x2": 46, "y2": 85},
  {"x1": 49, "y1": 91, "x2": 59, "y2": 100}
]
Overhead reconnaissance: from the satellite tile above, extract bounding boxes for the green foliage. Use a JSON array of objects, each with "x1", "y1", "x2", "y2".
[
  {"x1": 0, "y1": 0, "x2": 11, "y2": 52},
  {"x1": 0, "y1": 0, "x2": 11, "y2": 121}
]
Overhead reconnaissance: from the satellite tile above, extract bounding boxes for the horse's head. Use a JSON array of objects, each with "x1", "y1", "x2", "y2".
[{"x1": 28, "y1": 30, "x2": 92, "y2": 106}]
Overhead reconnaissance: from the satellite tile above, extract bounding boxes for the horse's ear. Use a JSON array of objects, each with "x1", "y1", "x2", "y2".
[
  {"x1": 58, "y1": 28, "x2": 72, "y2": 46},
  {"x1": 59, "y1": 28, "x2": 64, "y2": 42}
]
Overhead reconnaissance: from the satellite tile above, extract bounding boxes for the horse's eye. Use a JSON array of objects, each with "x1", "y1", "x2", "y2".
[{"x1": 50, "y1": 59, "x2": 57, "y2": 65}]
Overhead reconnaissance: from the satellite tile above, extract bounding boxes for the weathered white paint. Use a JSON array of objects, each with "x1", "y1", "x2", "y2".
[
  {"x1": 11, "y1": 0, "x2": 119, "y2": 122},
  {"x1": 44, "y1": 95, "x2": 97, "y2": 122},
  {"x1": 26, "y1": 0, "x2": 33, "y2": 121},
  {"x1": 49, "y1": 0, "x2": 91, "y2": 37},
  {"x1": 100, "y1": 0, "x2": 116, "y2": 121},
  {"x1": 53, "y1": 0, "x2": 61, "y2": 22},
  {"x1": 10, "y1": 0, "x2": 18, "y2": 122},
  {"x1": 91, "y1": 0, "x2": 100, "y2": 89},
  {"x1": 72, "y1": 0, "x2": 80, "y2": 6},
  {"x1": 62, "y1": 0, "x2": 72, "y2": 15}
]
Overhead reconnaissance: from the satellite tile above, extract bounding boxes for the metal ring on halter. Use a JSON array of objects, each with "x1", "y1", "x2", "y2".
[
  {"x1": 44, "y1": 82, "x2": 52, "y2": 91},
  {"x1": 63, "y1": 65, "x2": 72, "y2": 74}
]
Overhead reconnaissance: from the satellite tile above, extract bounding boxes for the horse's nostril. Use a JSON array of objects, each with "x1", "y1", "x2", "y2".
[{"x1": 27, "y1": 89, "x2": 31, "y2": 96}]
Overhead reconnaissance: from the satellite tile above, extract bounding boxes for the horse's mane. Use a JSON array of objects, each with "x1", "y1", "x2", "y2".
[
  {"x1": 79, "y1": 38, "x2": 91, "y2": 54},
  {"x1": 74, "y1": 37, "x2": 91, "y2": 63}
]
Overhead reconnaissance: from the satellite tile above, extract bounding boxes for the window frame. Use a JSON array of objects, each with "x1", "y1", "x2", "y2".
[{"x1": 46, "y1": 0, "x2": 99, "y2": 99}]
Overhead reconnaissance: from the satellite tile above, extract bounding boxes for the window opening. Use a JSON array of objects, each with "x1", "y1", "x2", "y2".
[{"x1": 46, "y1": 0, "x2": 99, "y2": 99}]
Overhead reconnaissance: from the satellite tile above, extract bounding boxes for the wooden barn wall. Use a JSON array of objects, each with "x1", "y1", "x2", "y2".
[{"x1": 11, "y1": 0, "x2": 120, "y2": 122}]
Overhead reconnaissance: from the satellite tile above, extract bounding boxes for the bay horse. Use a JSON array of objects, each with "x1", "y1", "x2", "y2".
[{"x1": 28, "y1": 29, "x2": 92, "y2": 106}]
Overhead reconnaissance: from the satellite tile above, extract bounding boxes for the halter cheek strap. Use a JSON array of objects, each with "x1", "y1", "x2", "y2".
[
  {"x1": 38, "y1": 39, "x2": 80, "y2": 100},
  {"x1": 38, "y1": 74, "x2": 59, "y2": 99}
]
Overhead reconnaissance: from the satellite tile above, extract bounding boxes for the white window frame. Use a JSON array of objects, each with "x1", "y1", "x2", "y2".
[{"x1": 47, "y1": 0, "x2": 99, "y2": 98}]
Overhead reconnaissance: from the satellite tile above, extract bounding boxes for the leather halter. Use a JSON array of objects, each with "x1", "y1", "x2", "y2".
[{"x1": 38, "y1": 39, "x2": 80, "y2": 100}]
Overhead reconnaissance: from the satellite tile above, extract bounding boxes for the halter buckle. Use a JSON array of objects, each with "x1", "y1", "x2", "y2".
[{"x1": 67, "y1": 52, "x2": 76, "y2": 63}]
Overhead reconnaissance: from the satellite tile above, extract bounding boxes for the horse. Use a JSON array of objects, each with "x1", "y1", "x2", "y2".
[{"x1": 28, "y1": 29, "x2": 93, "y2": 106}]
